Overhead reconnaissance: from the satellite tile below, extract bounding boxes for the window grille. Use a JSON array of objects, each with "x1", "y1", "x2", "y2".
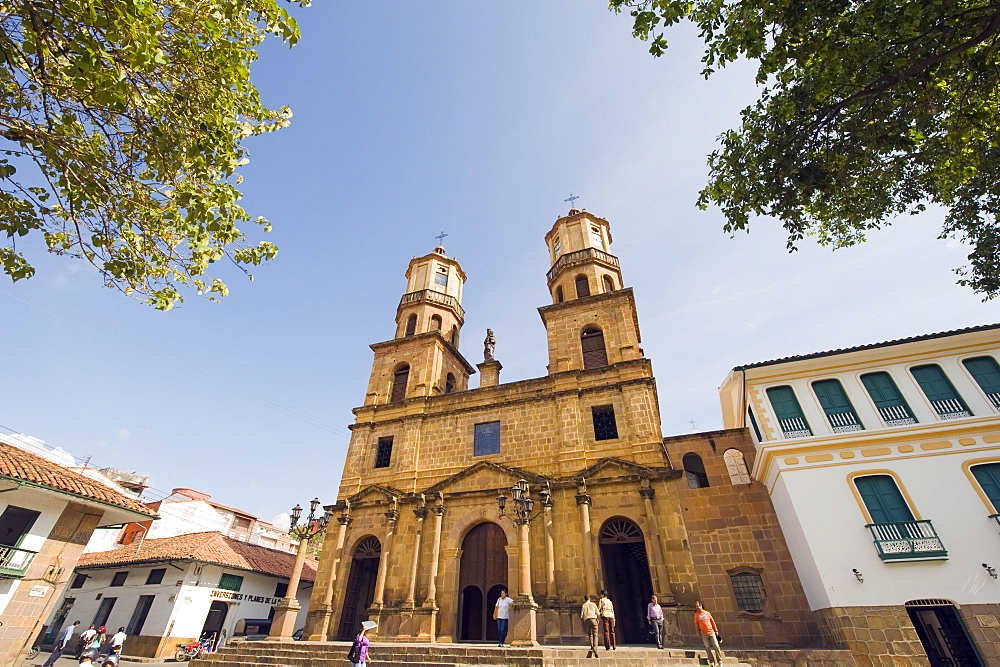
[
  {"x1": 731, "y1": 572, "x2": 765, "y2": 613},
  {"x1": 375, "y1": 437, "x2": 393, "y2": 468},
  {"x1": 592, "y1": 405, "x2": 619, "y2": 440}
]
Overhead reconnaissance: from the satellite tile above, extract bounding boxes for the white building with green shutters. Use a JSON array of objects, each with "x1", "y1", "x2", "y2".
[{"x1": 718, "y1": 323, "x2": 1000, "y2": 666}]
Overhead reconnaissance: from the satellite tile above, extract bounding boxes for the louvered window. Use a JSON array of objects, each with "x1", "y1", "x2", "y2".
[
  {"x1": 390, "y1": 365, "x2": 409, "y2": 402},
  {"x1": 581, "y1": 328, "x2": 608, "y2": 369},
  {"x1": 405, "y1": 314, "x2": 417, "y2": 337},
  {"x1": 575, "y1": 275, "x2": 590, "y2": 298}
]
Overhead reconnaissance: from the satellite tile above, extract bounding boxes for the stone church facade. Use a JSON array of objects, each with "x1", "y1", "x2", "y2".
[{"x1": 304, "y1": 209, "x2": 819, "y2": 649}]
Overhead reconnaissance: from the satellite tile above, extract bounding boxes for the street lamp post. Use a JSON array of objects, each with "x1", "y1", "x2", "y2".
[
  {"x1": 266, "y1": 498, "x2": 334, "y2": 642},
  {"x1": 496, "y1": 479, "x2": 551, "y2": 646}
]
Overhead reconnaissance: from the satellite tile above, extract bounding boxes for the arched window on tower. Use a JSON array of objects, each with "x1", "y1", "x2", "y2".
[
  {"x1": 723, "y1": 449, "x2": 752, "y2": 485},
  {"x1": 683, "y1": 452, "x2": 710, "y2": 488},
  {"x1": 446, "y1": 373, "x2": 456, "y2": 394},
  {"x1": 556, "y1": 286, "x2": 564, "y2": 303},
  {"x1": 431, "y1": 315, "x2": 442, "y2": 330},
  {"x1": 581, "y1": 328, "x2": 608, "y2": 369},
  {"x1": 603, "y1": 275, "x2": 614, "y2": 293},
  {"x1": 450, "y1": 325, "x2": 459, "y2": 346},
  {"x1": 575, "y1": 275, "x2": 591, "y2": 298},
  {"x1": 390, "y1": 364, "x2": 409, "y2": 402},
  {"x1": 405, "y1": 314, "x2": 417, "y2": 337}
]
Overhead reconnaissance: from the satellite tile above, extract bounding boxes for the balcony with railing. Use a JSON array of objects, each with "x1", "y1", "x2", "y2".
[
  {"x1": 546, "y1": 248, "x2": 619, "y2": 284},
  {"x1": 877, "y1": 404, "x2": 918, "y2": 427},
  {"x1": 778, "y1": 417, "x2": 812, "y2": 439},
  {"x1": 0, "y1": 544, "x2": 37, "y2": 578},
  {"x1": 826, "y1": 410, "x2": 864, "y2": 434},
  {"x1": 988, "y1": 393, "x2": 1000, "y2": 411},
  {"x1": 397, "y1": 289, "x2": 465, "y2": 321},
  {"x1": 930, "y1": 398, "x2": 971, "y2": 420},
  {"x1": 866, "y1": 520, "x2": 948, "y2": 561}
]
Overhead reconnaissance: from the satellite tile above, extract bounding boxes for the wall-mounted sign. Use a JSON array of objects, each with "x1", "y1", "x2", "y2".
[
  {"x1": 210, "y1": 590, "x2": 280, "y2": 605},
  {"x1": 28, "y1": 585, "x2": 49, "y2": 597}
]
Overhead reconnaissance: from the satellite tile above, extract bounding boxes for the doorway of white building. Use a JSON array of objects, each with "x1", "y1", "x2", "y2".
[{"x1": 905, "y1": 599, "x2": 984, "y2": 666}]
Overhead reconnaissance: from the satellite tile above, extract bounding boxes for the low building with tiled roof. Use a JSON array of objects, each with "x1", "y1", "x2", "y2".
[
  {"x1": 57, "y1": 531, "x2": 317, "y2": 659},
  {"x1": 0, "y1": 441, "x2": 157, "y2": 665}
]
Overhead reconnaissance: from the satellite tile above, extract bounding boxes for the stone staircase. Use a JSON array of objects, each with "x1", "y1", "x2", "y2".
[{"x1": 191, "y1": 641, "x2": 753, "y2": 666}]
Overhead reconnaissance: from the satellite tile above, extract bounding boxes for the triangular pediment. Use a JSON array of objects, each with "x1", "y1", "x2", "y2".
[
  {"x1": 424, "y1": 461, "x2": 548, "y2": 496},
  {"x1": 348, "y1": 483, "x2": 405, "y2": 505},
  {"x1": 574, "y1": 457, "x2": 654, "y2": 482}
]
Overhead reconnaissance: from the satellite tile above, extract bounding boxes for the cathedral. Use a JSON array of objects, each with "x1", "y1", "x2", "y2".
[{"x1": 302, "y1": 209, "x2": 819, "y2": 650}]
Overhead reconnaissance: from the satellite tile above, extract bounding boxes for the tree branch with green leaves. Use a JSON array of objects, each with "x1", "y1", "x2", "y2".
[
  {"x1": 0, "y1": 0, "x2": 308, "y2": 309},
  {"x1": 611, "y1": 0, "x2": 1000, "y2": 298}
]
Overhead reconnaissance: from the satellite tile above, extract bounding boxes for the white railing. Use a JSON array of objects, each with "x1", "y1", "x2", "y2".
[
  {"x1": 827, "y1": 411, "x2": 863, "y2": 433},
  {"x1": 0, "y1": 544, "x2": 36, "y2": 576},
  {"x1": 988, "y1": 392, "x2": 1000, "y2": 410},
  {"x1": 877, "y1": 405, "x2": 917, "y2": 426},
  {"x1": 930, "y1": 398, "x2": 970, "y2": 419},
  {"x1": 866, "y1": 520, "x2": 947, "y2": 561},
  {"x1": 778, "y1": 417, "x2": 811, "y2": 438}
]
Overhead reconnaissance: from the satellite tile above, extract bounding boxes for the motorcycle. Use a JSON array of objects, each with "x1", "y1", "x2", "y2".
[{"x1": 173, "y1": 640, "x2": 204, "y2": 662}]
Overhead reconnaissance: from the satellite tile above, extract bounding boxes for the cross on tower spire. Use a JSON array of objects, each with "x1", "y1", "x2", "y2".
[
  {"x1": 564, "y1": 193, "x2": 580, "y2": 210},
  {"x1": 435, "y1": 229, "x2": 448, "y2": 246}
]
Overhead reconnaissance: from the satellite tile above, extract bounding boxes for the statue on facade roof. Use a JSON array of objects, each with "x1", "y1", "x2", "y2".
[{"x1": 484, "y1": 329, "x2": 496, "y2": 362}]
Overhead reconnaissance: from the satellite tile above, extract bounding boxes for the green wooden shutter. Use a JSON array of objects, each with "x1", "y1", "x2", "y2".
[
  {"x1": 766, "y1": 386, "x2": 805, "y2": 420},
  {"x1": 964, "y1": 357, "x2": 1000, "y2": 397},
  {"x1": 861, "y1": 373, "x2": 905, "y2": 408},
  {"x1": 855, "y1": 475, "x2": 914, "y2": 524},
  {"x1": 813, "y1": 379, "x2": 854, "y2": 415},
  {"x1": 972, "y1": 463, "x2": 1000, "y2": 512},
  {"x1": 911, "y1": 365, "x2": 963, "y2": 403}
]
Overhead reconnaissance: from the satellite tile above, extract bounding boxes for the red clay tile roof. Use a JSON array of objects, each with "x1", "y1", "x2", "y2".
[
  {"x1": 0, "y1": 442, "x2": 155, "y2": 516},
  {"x1": 78, "y1": 531, "x2": 317, "y2": 581}
]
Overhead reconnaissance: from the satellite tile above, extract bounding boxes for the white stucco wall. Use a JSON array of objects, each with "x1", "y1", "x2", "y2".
[
  {"x1": 148, "y1": 501, "x2": 228, "y2": 539},
  {"x1": 0, "y1": 487, "x2": 69, "y2": 615},
  {"x1": 770, "y1": 446, "x2": 1000, "y2": 611}
]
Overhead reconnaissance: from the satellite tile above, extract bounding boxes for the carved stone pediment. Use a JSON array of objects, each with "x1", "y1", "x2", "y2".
[{"x1": 424, "y1": 461, "x2": 548, "y2": 497}]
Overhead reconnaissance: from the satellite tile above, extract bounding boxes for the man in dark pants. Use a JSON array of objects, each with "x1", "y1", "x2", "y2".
[
  {"x1": 44, "y1": 620, "x2": 80, "y2": 666},
  {"x1": 597, "y1": 589, "x2": 616, "y2": 650}
]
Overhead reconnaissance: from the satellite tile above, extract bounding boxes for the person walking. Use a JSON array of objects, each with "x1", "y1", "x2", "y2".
[
  {"x1": 44, "y1": 620, "x2": 80, "y2": 666},
  {"x1": 647, "y1": 594, "x2": 665, "y2": 649},
  {"x1": 349, "y1": 620, "x2": 376, "y2": 666},
  {"x1": 493, "y1": 588, "x2": 512, "y2": 647},
  {"x1": 580, "y1": 595, "x2": 599, "y2": 658},
  {"x1": 694, "y1": 601, "x2": 724, "y2": 667},
  {"x1": 597, "y1": 589, "x2": 616, "y2": 651}
]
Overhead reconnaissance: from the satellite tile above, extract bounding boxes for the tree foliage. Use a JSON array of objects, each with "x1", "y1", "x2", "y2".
[
  {"x1": 0, "y1": 0, "x2": 307, "y2": 309},
  {"x1": 612, "y1": 0, "x2": 1000, "y2": 298}
]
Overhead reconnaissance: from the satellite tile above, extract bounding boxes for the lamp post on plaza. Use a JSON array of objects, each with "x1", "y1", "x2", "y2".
[
  {"x1": 496, "y1": 479, "x2": 551, "y2": 646},
  {"x1": 266, "y1": 498, "x2": 333, "y2": 642}
]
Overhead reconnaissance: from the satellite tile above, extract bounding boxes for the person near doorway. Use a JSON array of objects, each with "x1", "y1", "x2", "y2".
[
  {"x1": 493, "y1": 588, "x2": 512, "y2": 647},
  {"x1": 580, "y1": 595, "x2": 599, "y2": 657},
  {"x1": 44, "y1": 619, "x2": 80, "y2": 666},
  {"x1": 647, "y1": 595, "x2": 665, "y2": 649},
  {"x1": 350, "y1": 620, "x2": 376, "y2": 666},
  {"x1": 598, "y1": 589, "x2": 616, "y2": 650},
  {"x1": 76, "y1": 625, "x2": 96, "y2": 659},
  {"x1": 694, "y1": 601, "x2": 723, "y2": 667},
  {"x1": 216, "y1": 628, "x2": 228, "y2": 651}
]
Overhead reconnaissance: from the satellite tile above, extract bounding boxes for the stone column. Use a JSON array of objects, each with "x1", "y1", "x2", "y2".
[
  {"x1": 423, "y1": 501, "x2": 445, "y2": 608},
  {"x1": 308, "y1": 513, "x2": 352, "y2": 641},
  {"x1": 510, "y1": 519, "x2": 540, "y2": 647},
  {"x1": 267, "y1": 536, "x2": 310, "y2": 641},
  {"x1": 576, "y1": 484, "x2": 597, "y2": 596},
  {"x1": 372, "y1": 502, "x2": 399, "y2": 608},
  {"x1": 406, "y1": 506, "x2": 428, "y2": 604},
  {"x1": 639, "y1": 486, "x2": 672, "y2": 601},
  {"x1": 517, "y1": 520, "x2": 534, "y2": 601},
  {"x1": 542, "y1": 501, "x2": 557, "y2": 601}
]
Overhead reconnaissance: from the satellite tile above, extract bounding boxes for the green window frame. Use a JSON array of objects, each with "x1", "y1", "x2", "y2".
[
  {"x1": 812, "y1": 379, "x2": 863, "y2": 432},
  {"x1": 911, "y1": 364, "x2": 971, "y2": 418},
  {"x1": 218, "y1": 573, "x2": 244, "y2": 592},
  {"x1": 972, "y1": 463, "x2": 1000, "y2": 513},
  {"x1": 855, "y1": 475, "x2": 914, "y2": 524},
  {"x1": 861, "y1": 372, "x2": 917, "y2": 426},
  {"x1": 964, "y1": 356, "x2": 1000, "y2": 409},
  {"x1": 765, "y1": 386, "x2": 812, "y2": 437}
]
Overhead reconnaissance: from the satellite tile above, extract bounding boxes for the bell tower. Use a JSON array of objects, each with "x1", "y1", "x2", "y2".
[
  {"x1": 538, "y1": 209, "x2": 643, "y2": 374},
  {"x1": 363, "y1": 246, "x2": 475, "y2": 405}
]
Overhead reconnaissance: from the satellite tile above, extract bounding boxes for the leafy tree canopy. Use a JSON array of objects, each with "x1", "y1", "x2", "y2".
[
  {"x1": 0, "y1": 0, "x2": 307, "y2": 309},
  {"x1": 612, "y1": 0, "x2": 1000, "y2": 298}
]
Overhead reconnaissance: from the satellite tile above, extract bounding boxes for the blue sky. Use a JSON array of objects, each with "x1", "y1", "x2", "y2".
[{"x1": 1, "y1": 2, "x2": 996, "y2": 523}]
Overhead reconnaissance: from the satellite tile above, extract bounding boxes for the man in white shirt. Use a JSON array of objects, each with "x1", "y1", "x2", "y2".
[
  {"x1": 109, "y1": 627, "x2": 127, "y2": 650},
  {"x1": 493, "y1": 588, "x2": 513, "y2": 646},
  {"x1": 44, "y1": 620, "x2": 80, "y2": 666}
]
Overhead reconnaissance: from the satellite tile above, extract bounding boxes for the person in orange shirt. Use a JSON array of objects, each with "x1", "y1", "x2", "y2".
[{"x1": 694, "y1": 601, "x2": 723, "y2": 666}]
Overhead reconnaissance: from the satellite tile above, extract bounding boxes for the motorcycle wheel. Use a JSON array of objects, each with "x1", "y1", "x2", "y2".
[
  {"x1": 174, "y1": 648, "x2": 190, "y2": 661},
  {"x1": 26, "y1": 647, "x2": 39, "y2": 659}
]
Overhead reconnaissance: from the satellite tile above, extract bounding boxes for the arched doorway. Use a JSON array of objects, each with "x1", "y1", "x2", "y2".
[
  {"x1": 905, "y1": 599, "x2": 984, "y2": 666},
  {"x1": 200, "y1": 601, "x2": 229, "y2": 639},
  {"x1": 337, "y1": 536, "x2": 381, "y2": 640},
  {"x1": 599, "y1": 517, "x2": 654, "y2": 645},
  {"x1": 458, "y1": 522, "x2": 507, "y2": 642}
]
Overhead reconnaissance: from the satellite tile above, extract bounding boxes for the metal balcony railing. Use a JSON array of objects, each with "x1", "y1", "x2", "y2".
[
  {"x1": 865, "y1": 520, "x2": 948, "y2": 561},
  {"x1": 827, "y1": 411, "x2": 864, "y2": 433},
  {"x1": 0, "y1": 544, "x2": 37, "y2": 578},
  {"x1": 778, "y1": 417, "x2": 812, "y2": 439},
  {"x1": 877, "y1": 404, "x2": 917, "y2": 427},
  {"x1": 546, "y1": 248, "x2": 619, "y2": 284},
  {"x1": 397, "y1": 289, "x2": 465, "y2": 321},
  {"x1": 988, "y1": 393, "x2": 1000, "y2": 410},
  {"x1": 930, "y1": 398, "x2": 971, "y2": 420}
]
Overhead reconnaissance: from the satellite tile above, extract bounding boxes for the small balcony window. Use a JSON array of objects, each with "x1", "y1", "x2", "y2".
[
  {"x1": 855, "y1": 475, "x2": 947, "y2": 561},
  {"x1": 964, "y1": 356, "x2": 1000, "y2": 410},
  {"x1": 911, "y1": 364, "x2": 971, "y2": 420},
  {"x1": 813, "y1": 379, "x2": 864, "y2": 432},
  {"x1": 861, "y1": 372, "x2": 917, "y2": 426},
  {"x1": 766, "y1": 386, "x2": 812, "y2": 438}
]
